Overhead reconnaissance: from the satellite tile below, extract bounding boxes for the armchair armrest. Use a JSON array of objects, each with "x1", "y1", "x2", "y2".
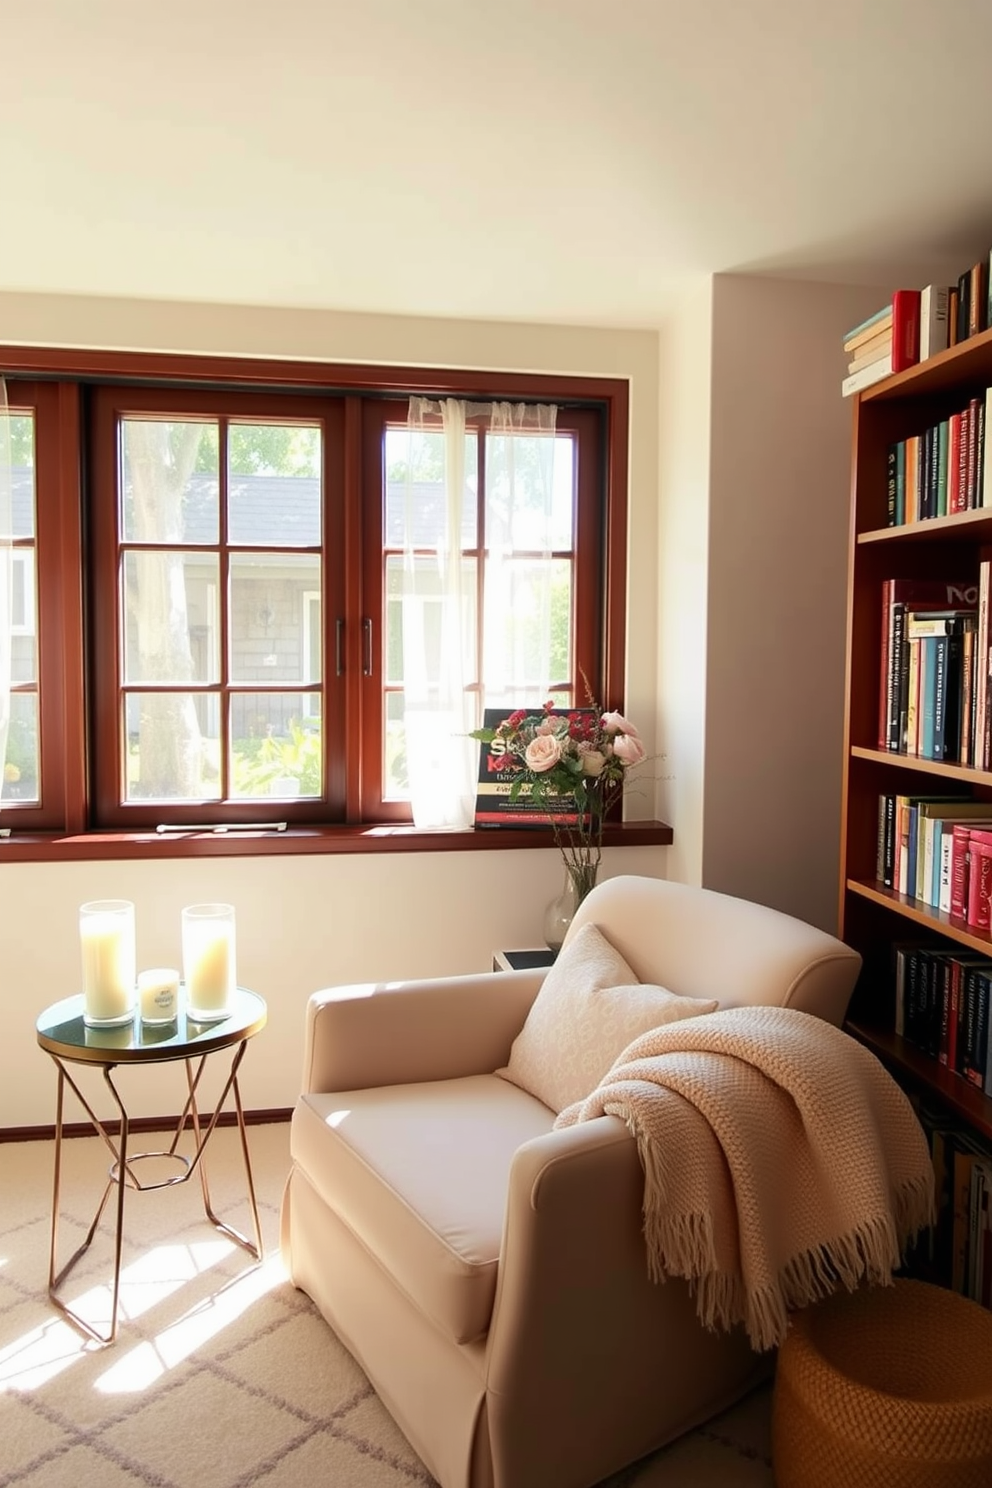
[
  {"x1": 302, "y1": 968, "x2": 546, "y2": 1093},
  {"x1": 483, "y1": 1118, "x2": 764, "y2": 1488}
]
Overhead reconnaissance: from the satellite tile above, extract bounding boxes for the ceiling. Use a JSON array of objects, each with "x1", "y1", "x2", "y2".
[{"x1": 4, "y1": 0, "x2": 992, "y2": 328}]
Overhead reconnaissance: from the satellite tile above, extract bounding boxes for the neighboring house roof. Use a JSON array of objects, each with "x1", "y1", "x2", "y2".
[{"x1": 8, "y1": 468, "x2": 468, "y2": 549}]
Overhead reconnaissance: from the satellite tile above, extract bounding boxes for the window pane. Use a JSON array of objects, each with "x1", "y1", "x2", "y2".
[
  {"x1": 231, "y1": 694, "x2": 321, "y2": 799},
  {"x1": 121, "y1": 419, "x2": 220, "y2": 544},
  {"x1": 384, "y1": 428, "x2": 477, "y2": 548},
  {"x1": 123, "y1": 693, "x2": 221, "y2": 802},
  {"x1": 10, "y1": 552, "x2": 37, "y2": 681},
  {"x1": 483, "y1": 557, "x2": 572, "y2": 695},
  {"x1": 384, "y1": 691, "x2": 409, "y2": 799},
  {"x1": 486, "y1": 431, "x2": 573, "y2": 551},
  {"x1": 2, "y1": 693, "x2": 39, "y2": 803},
  {"x1": 10, "y1": 414, "x2": 35, "y2": 538},
  {"x1": 385, "y1": 554, "x2": 477, "y2": 688},
  {"x1": 228, "y1": 424, "x2": 321, "y2": 546},
  {"x1": 230, "y1": 554, "x2": 322, "y2": 683},
  {"x1": 123, "y1": 552, "x2": 219, "y2": 685}
]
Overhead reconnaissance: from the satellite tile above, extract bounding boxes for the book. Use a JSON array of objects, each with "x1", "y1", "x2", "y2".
[
  {"x1": 969, "y1": 259, "x2": 988, "y2": 339},
  {"x1": 905, "y1": 435, "x2": 919, "y2": 523},
  {"x1": 958, "y1": 270, "x2": 971, "y2": 342},
  {"x1": 473, "y1": 707, "x2": 592, "y2": 828},
  {"x1": 919, "y1": 283, "x2": 950, "y2": 360},
  {"x1": 842, "y1": 354, "x2": 892, "y2": 398},
  {"x1": 847, "y1": 324, "x2": 893, "y2": 367},
  {"x1": 966, "y1": 841, "x2": 992, "y2": 931},
  {"x1": 878, "y1": 580, "x2": 978, "y2": 750},
  {"x1": 983, "y1": 389, "x2": 992, "y2": 509},
  {"x1": 952, "y1": 1139, "x2": 987, "y2": 1293},
  {"x1": 949, "y1": 285, "x2": 960, "y2": 346},
  {"x1": 967, "y1": 396, "x2": 980, "y2": 508},
  {"x1": 848, "y1": 332, "x2": 893, "y2": 374},
  {"x1": 843, "y1": 304, "x2": 893, "y2": 350},
  {"x1": 891, "y1": 289, "x2": 922, "y2": 373}
]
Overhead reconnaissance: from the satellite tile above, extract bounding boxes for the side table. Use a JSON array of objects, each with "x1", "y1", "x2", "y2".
[
  {"x1": 35, "y1": 986, "x2": 267, "y2": 1345},
  {"x1": 492, "y1": 948, "x2": 558, "y2": 973}
]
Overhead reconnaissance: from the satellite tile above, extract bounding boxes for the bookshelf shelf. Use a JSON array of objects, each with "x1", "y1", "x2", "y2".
[
  {"x1": 850, "y1": 745, "x2": 992, "y2": 786},
  {"x1": 846, "y1": 1019, "x2": 992, "y2": 1144},
  {"x1": 858, "y1": 508, "x2": 992, "y2": 547},
  {"x1": 847, "y1": 878, "x2": 992, "y2": 956}
]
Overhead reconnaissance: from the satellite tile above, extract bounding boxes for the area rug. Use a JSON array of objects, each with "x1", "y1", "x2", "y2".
[{"x1": 0, "y1": 1123, "x2": 773, "y2": 1487}]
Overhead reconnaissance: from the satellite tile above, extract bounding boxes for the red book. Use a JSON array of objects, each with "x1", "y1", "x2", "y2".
[
  {"x1": 892, "y1": 289, "x2": 922, "y2": 373},
  {"x1": 948, "y1": 412, "x2": 963, "y2": 513},
  {"x1": 959, "y1": 404, "x2": 971, "y2": 510},
  {"x1": 966, "y1": 841, "x2": 992, "y2": 930},
  {"x1": 951, "y1": 824, "x2": 975, "y2": 919},
  {"x1": 967, "y1": 396, "x2": 981, "y2": 508}
]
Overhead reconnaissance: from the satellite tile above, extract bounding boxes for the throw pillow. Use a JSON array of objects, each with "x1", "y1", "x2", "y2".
[{"x1": 497, "y1": 920, "x2": 719, "y2": 1113}]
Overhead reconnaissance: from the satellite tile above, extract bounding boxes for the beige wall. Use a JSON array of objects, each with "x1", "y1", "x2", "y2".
[
  {"x1": 0, "y1": 291, "x2": 668, "y2": 1130},
  {"x1": 655, "y1": 278, "x2": 714, "y2": 889},
  {"x1": 701, "y1": 274, "x2": 887, "y2": 930}
]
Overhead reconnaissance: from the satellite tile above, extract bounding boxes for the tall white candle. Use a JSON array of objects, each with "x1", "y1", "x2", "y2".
[
  {"x1": 80, "y1": 900, "x2": 136, "y2": 1025},
  {"x1": 182, "y1": 904, "x2": 236, "y2": 1017}
]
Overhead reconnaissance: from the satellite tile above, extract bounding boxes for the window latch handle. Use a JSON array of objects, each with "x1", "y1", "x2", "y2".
[
  {"x1": 362, "y1": 617, "x2": 373, "y2": 677},
  {"x1": 335, "y1": 618, "x2": 345, "y2": 676}
]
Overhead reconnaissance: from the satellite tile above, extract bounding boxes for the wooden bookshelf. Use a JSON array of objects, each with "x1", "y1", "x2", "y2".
[
  {"x1": 840, "y1": 329, "x2": 992, "y2": 1140},
  {"x1": 846, "y1": 1018, "x2": 992, "y2": 1144}
]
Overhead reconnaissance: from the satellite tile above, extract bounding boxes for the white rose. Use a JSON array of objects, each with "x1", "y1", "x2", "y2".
[
  {"x1": 581, "y1": 750, "x2": 606, "y2": 777},
  {"x1": 525, "y1": 735, "x2": 563, "y2": 772}
]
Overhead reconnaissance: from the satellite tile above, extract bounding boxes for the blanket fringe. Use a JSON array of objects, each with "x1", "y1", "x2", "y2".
[{"x1": 638, "y1": 1168, "x2": 935, "y2": 1352}]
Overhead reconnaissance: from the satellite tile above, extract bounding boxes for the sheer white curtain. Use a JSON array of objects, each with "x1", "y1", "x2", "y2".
[
  {"x1": 398, "y1": 396, "x2": 558, "y2": 829},
  {"x1": 0, "y1": 378, "x2": 12, "y2": 814},
  {"x1": 484, "y1": 400, "x2": 559, "y2": 706}
]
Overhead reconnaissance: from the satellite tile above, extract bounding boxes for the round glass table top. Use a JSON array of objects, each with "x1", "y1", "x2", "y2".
[{"x1": 36, "y1": 987, "x2": 267, "y2": 1065}]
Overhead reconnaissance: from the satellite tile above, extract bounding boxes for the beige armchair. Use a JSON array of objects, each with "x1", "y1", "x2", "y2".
[{"x1": 280, "y1": 875, "x2": 861, "y2": 1488}]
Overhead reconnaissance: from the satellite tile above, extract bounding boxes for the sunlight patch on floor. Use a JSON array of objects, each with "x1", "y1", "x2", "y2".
[{"x1": 97, "y1": 1251, "x2": 287, "y2": 1388}]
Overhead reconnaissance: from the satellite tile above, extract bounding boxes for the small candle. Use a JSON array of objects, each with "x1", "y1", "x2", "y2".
[
  {"x1": 138, "y1": 967, "x2": 179, "y2": 1024},
  {"x1": 80, "y1": 900, "x2": 136, "y2": 1026}
]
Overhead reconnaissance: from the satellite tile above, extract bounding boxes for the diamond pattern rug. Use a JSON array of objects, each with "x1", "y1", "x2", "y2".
[{"x1": 0, "y1": 1124, "x2": 773, "y2": 1487}]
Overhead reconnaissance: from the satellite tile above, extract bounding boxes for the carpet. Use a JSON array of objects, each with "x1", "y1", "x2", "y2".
[{"x1": 0, "y1": 1123, "x2": 773, "y2": 1487}]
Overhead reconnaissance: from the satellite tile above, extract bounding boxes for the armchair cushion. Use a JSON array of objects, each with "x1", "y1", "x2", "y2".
[
  {"x1": 291, "y1": 1073, "x2": 555, "y2": 1345},
  {"x1": 497, "y1": 921, "x2": 719, "y2": 1113}
]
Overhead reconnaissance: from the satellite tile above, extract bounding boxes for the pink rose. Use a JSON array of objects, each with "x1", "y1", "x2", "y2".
[
  {"x1": 612, "y1": 732, "x2": 646, "y2": 765},
  {"x1": 601, "y1": 710, "x2": 639, "y2": 737},
  {"x1": 525, "y1": 734, "x2": 563, "y2": 772}
]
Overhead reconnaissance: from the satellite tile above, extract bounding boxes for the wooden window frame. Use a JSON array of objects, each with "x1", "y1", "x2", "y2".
[{"x1": 0, "y1": 345, "x2": 659, "y2": 860}]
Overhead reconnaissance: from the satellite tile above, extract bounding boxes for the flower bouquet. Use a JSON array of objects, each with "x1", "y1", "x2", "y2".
[{"x1": 470, "y1": 701, "x2": 646, "y2": 938}]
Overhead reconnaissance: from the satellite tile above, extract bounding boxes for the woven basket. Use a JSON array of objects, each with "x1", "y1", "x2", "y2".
[{"x1": 772, "y1": 1278, "x2": 992, "y2": 1488}]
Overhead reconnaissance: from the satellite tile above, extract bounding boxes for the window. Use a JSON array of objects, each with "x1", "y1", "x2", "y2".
[
  {"x1": 0, "y1": 352, "x2": 629, "y2": 849},
  {"x1": 0, "y1": 381, "x2": 77, "y2": 829}
]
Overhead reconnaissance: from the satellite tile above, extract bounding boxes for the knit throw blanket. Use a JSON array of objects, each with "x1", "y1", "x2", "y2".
[{"x1": 553, "y1": 1005, "x2": 934, "y2": 1351}]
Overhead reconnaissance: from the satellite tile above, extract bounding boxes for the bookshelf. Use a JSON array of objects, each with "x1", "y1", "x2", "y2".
[{"x1": 840, "y1": 323, "x2": 992, "y2": 1149}]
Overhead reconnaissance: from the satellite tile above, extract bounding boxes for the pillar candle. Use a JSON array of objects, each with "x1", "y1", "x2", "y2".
[
  {"x1": 182, "y1": 904, "x2": 236, "y2": 1016},
  {"x1": 80, "y1": 901, "x2": 136, "y2": 1025}
]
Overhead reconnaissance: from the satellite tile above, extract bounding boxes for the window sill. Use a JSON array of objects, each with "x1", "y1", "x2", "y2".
[{"x1": 0, "y1": 819, "x2": 673, "y2": 863}]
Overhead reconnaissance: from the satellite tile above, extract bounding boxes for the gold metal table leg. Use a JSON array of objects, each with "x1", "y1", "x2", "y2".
[
  {"x1": 184, "y1": 1042, "x2": 263, "y2": 1259},
  {"x1": 47, "y1": 1058, "x2": 130, "y2": 1346}
]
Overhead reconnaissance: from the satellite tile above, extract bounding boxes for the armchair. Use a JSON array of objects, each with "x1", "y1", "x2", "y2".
[{"x1": 280, "y1": 875, "x2": 861, "y2": 1488}]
